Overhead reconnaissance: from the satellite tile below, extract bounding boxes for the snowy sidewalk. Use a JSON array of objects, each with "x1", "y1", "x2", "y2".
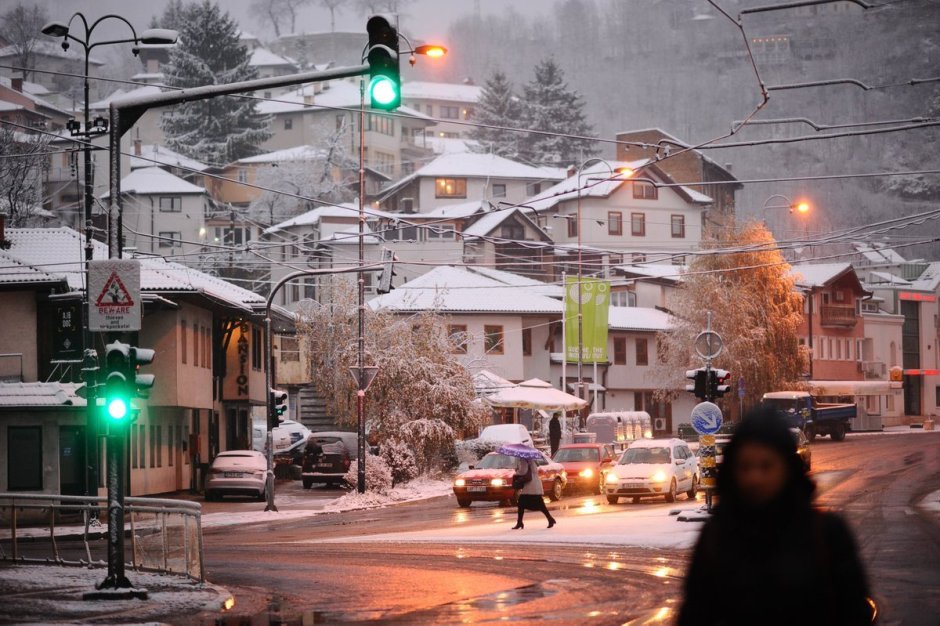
[
  {"x1": 313, "y1": 501, "x2": 708, "y2": 550},
  {"x1": 0, "y1": 563, "x2": 232, "y2": 624}
]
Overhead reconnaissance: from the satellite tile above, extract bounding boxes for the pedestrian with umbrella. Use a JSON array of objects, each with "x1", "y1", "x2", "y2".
[{"x1": 498, "y1": 444, "x2": 557, "y2": 530}]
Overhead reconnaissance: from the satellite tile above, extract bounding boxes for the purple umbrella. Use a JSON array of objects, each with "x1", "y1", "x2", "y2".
[{"x1": 497, "y1": 443, "x2": 542, "y2": 460}]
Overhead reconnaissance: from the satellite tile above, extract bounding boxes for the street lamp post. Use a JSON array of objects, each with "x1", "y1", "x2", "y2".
[{"x1": 41, "y1": 14, "x2": 177, "y2": 500}]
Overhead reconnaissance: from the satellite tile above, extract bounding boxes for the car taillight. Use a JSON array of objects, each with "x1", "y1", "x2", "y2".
[
  {"x1": 343, "y1": 457, "x2": 351, "y2": 470},
  {"x1": 209, "y1": 468, "x2": 224, "y2": 475}
]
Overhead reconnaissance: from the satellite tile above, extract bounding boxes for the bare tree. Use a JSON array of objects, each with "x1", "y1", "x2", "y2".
[
  {"x1": 319, "y1": 0, "x2": 346, "y2": 32},
  {"x1": 0, "y1": 126, "x2": 52, "y2": 227},
  {"x1": 354, "y1": 0, "x2": 414, "y2": 16},
  {"x1": 251, "y1": 0, "x2": 312, "y2": 37},
  {"x1": 0, "y1": 3, "x2": 50, "y2": 81}
]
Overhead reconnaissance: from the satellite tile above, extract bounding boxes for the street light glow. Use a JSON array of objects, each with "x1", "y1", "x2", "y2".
[
  {"x1": 414, "y1": 44, "x2": 447, "y2": 58},
  {"x1": 615, "y1": 167, "x2": 635, "y2": 178},
  {"x1": 795, "y1": 201, "x2": 811, "y2": 215}
]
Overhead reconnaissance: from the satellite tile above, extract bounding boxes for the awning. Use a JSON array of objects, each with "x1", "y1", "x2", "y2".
[
  {"x1": 483, "y1": 378, "x2": 588, "y2": 411},
  {"x1": 808, "y1": 380, "x2": 903, "y2": 396}
]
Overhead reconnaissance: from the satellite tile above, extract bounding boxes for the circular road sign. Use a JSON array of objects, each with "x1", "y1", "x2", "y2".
[
  {"x1": 694, "y1": 331, "x2": 723, "y2": 360},
  {"x1": 691, "y1": 401, "x2": 723, "y2": 435}
]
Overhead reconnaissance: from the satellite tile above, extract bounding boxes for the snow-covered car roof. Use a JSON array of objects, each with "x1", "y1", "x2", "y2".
[{"x1": 627, "y1": 438, "x2": 685, "y2": 448}]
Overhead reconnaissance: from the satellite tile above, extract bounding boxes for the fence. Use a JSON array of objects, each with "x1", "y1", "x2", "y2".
[{"x1": 0, "y1": 492, "x2": 204, "y2": 582}]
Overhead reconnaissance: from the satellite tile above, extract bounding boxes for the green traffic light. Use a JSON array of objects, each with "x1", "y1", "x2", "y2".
[
  {"x1": 107, "y1": 397, "x2": 129, "y2": 420},
  {"x1": 369, "y1": 75, "x2": 398, "y2": 107}
]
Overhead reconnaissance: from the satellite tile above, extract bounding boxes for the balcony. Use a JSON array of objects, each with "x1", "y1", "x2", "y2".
[{"x1": 820, "y1": 305, "x2": 857, "y2": 327}]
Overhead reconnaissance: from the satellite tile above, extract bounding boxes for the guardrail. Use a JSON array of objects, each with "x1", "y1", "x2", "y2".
[{"x1": 0, "y1": 492, "x2": 204, "y2": 582}]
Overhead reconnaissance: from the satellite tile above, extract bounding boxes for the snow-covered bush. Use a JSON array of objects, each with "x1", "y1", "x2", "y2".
[
  {"x1": 398, "y1": 418, "x2": 456, "y2": 474},
  {"x1": 381, "y1": 439, "x2": 419, "y2": 486},
  {"x1": 343, "y1": 454, "x2": 392, "y2": 494},
  {"x1": 456, "y1": 438, "x2": 506, "y2": 466}
]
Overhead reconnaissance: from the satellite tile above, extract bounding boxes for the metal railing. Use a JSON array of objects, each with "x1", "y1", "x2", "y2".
[{"x1": 0, "y1": 492, "x2": 204, "y2": 582}]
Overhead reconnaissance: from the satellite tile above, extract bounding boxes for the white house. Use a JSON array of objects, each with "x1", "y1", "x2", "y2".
[{"x1": 400, "y1": 80, "x2": 482, "y2": 139}]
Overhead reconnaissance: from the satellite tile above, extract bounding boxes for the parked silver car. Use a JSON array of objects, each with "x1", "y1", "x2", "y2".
[{"x1": 205, "y1": 450, "x2": 267, "y2": 501}]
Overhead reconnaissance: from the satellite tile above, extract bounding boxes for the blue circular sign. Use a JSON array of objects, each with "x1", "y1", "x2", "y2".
[{"x1": 691, "y1": 402, "x2": 723, "y2": 435}]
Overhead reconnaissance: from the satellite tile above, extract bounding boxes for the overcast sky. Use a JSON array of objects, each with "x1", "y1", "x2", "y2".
[{"x1": 10, "y1": 0, "x2": 548, "y2": 42}]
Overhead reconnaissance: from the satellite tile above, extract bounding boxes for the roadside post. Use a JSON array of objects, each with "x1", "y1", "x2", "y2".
[{"x1": 691, "y1": 313, "x2": 724, "y2": 512}]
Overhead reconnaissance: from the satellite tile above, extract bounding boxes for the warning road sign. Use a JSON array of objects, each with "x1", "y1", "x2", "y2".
[{"x1": 89, "y1": 260, "x2": 141, "y2": 332}]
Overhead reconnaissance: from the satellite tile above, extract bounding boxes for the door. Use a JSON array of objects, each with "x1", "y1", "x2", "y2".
[
  {"x1": 58, "y1": 426, "x2": 86, "y2": 496},
  {"x1": 8, "y1": 426, "x2": 43, "y2": 491}
]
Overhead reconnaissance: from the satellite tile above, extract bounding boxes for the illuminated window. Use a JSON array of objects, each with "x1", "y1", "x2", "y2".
[
  {"x1": 633, "y1": 181, "x2": 658, "y2": 200},
  {"x1": 435, "y1": 178, "x2": 467, "y2": 198}
]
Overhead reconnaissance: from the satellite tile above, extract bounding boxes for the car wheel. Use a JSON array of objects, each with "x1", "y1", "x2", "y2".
[
  {"x1": 805, "y1": 425, "x2": 817, "y2": 442},
  {"x1": 687, "y1": 475, "x2": 698, "y2": 500},
  {"x1": 302, "y1": 478, "x2": 313, "y2": 489},
  {"x1": 204, "y1": 490, "x2": 216, "y2": 502},
  {"x1": 548, "y1": 479, "x2": 563, "y2": 502},
  {"x1": 665, "y1": 479, "x2": 677, "y2": 503},
  {"x1": 631, "y1": 496, "x2": 640, "y2": 504},
  {"x1": 606, "y1": 495, "x2": 620, "y2": 505},
  {"x1": 457, "y1": 497, "x2": 472, "y2": 508},
  {"x1": 830, "y1": 424, "x2": 846, "y2": 441},
  {"x1": 257, "y1": 490, "x2": 266, "y2": 502}
]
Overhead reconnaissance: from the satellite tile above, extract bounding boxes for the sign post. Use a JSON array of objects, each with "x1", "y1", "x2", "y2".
[
  {"x1": 88, "y1": 260, "x2": 141, "y2": 332},
  {"x1": 691, "y1": 402, "x2": 723, "y2": 513}
]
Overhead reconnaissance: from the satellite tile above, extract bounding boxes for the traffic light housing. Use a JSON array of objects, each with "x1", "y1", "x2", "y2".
[
  {"x1": 708, "y1": 369, "x2": 731, "y2": 399},
  {"x1": 366, "y1": 15, "x2": 400, "y2": 111},
  {"x1": 377, "y1": 247, "x2": 398, "y2": 294},
  {"x1": 102, "y1": 341, "x2": 155, "y2": 427},
  {"x1": 685, "y1": 368, "x2": 707, "y2": 401},
  {"x1": 269, "y1": 389, "x2": 288, "y2": 429}
]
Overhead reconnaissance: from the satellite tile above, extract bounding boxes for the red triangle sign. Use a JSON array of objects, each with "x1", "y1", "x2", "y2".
[{"x1": 95, "y1": 272, "x2": 135, "y2": 308}]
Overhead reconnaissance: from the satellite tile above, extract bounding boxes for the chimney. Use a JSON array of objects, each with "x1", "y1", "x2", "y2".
[
  {"x1": 133, "y1": 139, "x2": 142, "y2": 156},
  {"x1": 566, "y1": 165, "x2": 576, "y2": 178},
  {"x1": 11, "y1": 77, "x2": 22, "y2": 92}
]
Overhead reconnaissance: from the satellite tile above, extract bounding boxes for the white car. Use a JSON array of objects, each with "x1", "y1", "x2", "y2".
[
  {"x1": 604, "y1": 438, "x2": 698, "y2": 504},
  {"x1": 205, "y1": 450, "x2": 267, "y2": 501}
]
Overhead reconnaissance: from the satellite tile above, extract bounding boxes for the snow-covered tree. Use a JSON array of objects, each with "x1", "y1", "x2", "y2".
[
  {"x1": 343, "y1": 453, "x2": 393, "y2": 493},
  {"x1": 469, "y1": 70, "x2": 523, "y2": 159},
  {"x1": 160, "y1": 0, "x2": 271, "y2": 164},
  {"x1": 381, "y1": 438, "x2": 418, "y2": 486},
  {"x1": 149, "y1": 0, "x2": 192, "y2": 31},
  {"x1": 0, "y1": 3, "x2": 48, "y2": 82},
  {"x1": 652, "y1": 221, "x2": 807, "y2": 409},
  {"x1": 248, "y1": 125, "x2": 355, "y2": 226},
  {"x1": 0, "y1": 127, "x2": 50, "y2": 227},
  {"x1": 297, "y1": 289, "x2": 487, "y2": 475},
  {"x1": 517, "y1": 58, "x2": 597, "y2": 166}
]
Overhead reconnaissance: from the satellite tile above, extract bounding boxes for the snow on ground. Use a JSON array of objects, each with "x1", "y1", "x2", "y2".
[
  {"x1": 315, "y1": 500, "x2": 707, "y2": 550},
  {"x1": 917, "y1": 488, "x2": 940, "y2": 520},
  {"x1": 0, "y1": 562, "x2": 231, "y2": 623}
]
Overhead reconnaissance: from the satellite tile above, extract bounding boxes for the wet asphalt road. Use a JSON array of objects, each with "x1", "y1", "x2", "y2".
[{"x1": 191, "y1": 432, "x2": 940, "y2": 625}]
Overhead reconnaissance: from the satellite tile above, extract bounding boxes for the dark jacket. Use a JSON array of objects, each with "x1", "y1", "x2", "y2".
[
  {"x1": 678, "y1": 410, "x2": 871, "y2": 626},
  {"x1": 548, "y1": 417, "x2": 562, "y2": 442}
]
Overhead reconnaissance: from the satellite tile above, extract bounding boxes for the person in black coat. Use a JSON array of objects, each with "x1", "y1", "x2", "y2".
[
  {"x1": 549, "y1": 415, "x2": 562, "y2": 456},
  {"x1": 678, "y1": 407, "x2": 872, "y2": 626}
]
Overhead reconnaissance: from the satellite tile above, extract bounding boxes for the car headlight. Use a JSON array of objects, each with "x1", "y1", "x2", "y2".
[
  {"x1": 651, "y1": 470, "x2": 667, "y2": 483},
  {"x1": 579, "y1": 468, "x2": 594, "y2": 478},
  {"x1": 606, "y1": 472, "x2": 620, "y2": 484},
  {"x1": 490, "y1": 478, "x2": 505, "y2": 487},
  {"x1": 454, "y1": 478, "x2": 466, "y2": 487}
]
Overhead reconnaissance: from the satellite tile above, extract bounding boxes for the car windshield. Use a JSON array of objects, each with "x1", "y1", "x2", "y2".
[
  {"x1": 478, "y1": 453, "x2": 518, "y2": 470},
  {"x1": 554, "y1": 448, "x2": 599, "y2": 463},
  {"x1": 620, "y1": 446, "x2": 671, "y2": 465}
]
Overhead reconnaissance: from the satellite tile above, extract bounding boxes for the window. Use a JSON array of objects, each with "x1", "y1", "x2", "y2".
[
  {"x1": 169, "y1": 425, "x2": 175, "y2": 466},
  {"x1": 7, "y1": 426, "x2": 42, "y2": 490},
  {"x1": 428, "y1": 224, "x2": 456, "y2": 240},
  {"x1": 435, "y1": 178, "x2": 467, "y2": 198},
  {"x1": 500, "y1": 223, "x2": 524, "y2": 240},
  {"x1": 366, "y1": 113, "x2": 394, "y2": 136},
  {"x1": 203, "y1": 326, "x2": 211, "y2": 368},
  {"x1": 193, "y1": 322, "x2": 199, "y2": 368},
  {"x1": 159, "y1": 196, "x2": 182, "y2": 212},
  {"x1": 237, "y1": 168, "x2": 248, "y2": 183},
  {"x1": 632, "y1": 253, "x2": 646, "y2": 263},
  {"x1": 252, "y1": 327, "x2": 263, "y2": 370},
  {"x1": 448, "y1": 324, "x2": 468, "y2": 354},
  {"x1": 522, "y1": 328, "x2": 532, "y2": 356},
  {"x1": 389, "y1": 224, "x2": 419, "y2": 241},
  {"x1": 131, "y1": 426, "x2": 138, "y2": 468},
  {"x1": 636, "y1": 338, "x2": 649, "y2": 366},
  {"x1": 484, "y1": 325, "x2": 504, "y2": 355},
  {"x1": 181, "y1": 320, "x2": 187, "y2": 364},
  {"x1": 529, "y1": 183, "x2": 542, "y2": 195},
  {"x1": 567, "y1": 214, "x2": 578, "y2": 238},
  {"x1": 440, "y1": 105, "x2": 460, "y2": 119},
  {"x1": 613, "y1": 337, "x2": 627, "y2": 364},
  {"x1": 149, "y1": 425, "x2": 156, "y2": 468},
  {"x1": 139, "y1": 425, "x2": 146, "y2": 469},
  {"x1": 158, "y1": 232, "x2": 181, "y2": 248},
  {"x1": 631, "y1": 213, "x2": 646, "y2": 236},
  {"x1": 633, "y1": 181, "x2": 658, "y2": 200},
  {"x1": 671, "y1": 215, "x2": 686, "y2": 238},
  {"x1": 280, "y1": 336, "x2": 300, "y2": 362},
  {"x1": 610, "y1": 291, "x2": 636, "y2": 307},
  {"x1": 214, "y1": 227, "x2": 249, "y2": 246},
  {"x1": 284, "y1": 117, "x2": 293, "y2": 130},
  {"x1": 492, "y1": 183, "x2": 507, "y2": 198},
  {"x1": 156, "y1": 425, "x2": 162, "y2": 468},
  {"x1": 834, "y1": 290, "x2": 845, "y2": 302},
  {"x1": 608, "y1": 211, "x2": 623, "y2": 236}
]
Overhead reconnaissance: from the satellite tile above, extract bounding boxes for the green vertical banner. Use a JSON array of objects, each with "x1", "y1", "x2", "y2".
[{"x1": 565, "y1": 276, "x2": 610, "y2": 363}]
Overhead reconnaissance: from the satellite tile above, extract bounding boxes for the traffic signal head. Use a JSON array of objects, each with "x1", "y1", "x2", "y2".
[
  {"x1": 131, "y1": 347, "x2": 156, "y2": 398},
  {"x1": 709, "y1": 369, "x2": 732, "y2": 399},
  {"x1": 366, "y1": 15, "x2": 400, "y2": 111},
  {"x1": 103, "y1": 341, "x2": 132, "y2": 422},
  {"x1": 685, "y1": 368, "x2": 707, "y2": 401},
  {"x1": 270, "y1": 389, "x2": 288, "y2": 423},
  {"x1": 377, "y1": 247, "x2": 398, "y2": 294}
]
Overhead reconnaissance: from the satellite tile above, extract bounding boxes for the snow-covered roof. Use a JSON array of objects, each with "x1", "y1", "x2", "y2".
[
  {"x1": 0, "y1": 251, "x2": 66, "y2": 286},
  {"x1": 461, "y1": 207, "x2": 547, "y2": 241},
  {"x1": 0, "y1": 382, "x2": 85, "y2": 407},
  {"x1": 425, "y1": 135, "x2": 477, "y2": 155},
  {"x1": 790, "y1": 263, "x2": 855, "y2": 288},
  {"x1": 263, "y1": 203, "x2": 361, "y2": 234},
  {"x1": 522, "y1": 159, "x2": 651, "y2": 212},
  {"x1": 852, "y1": 242, "x2": 907, "y2": 265},
  {"x1": 608, "y1": 307, "x2": 673, "y2": 332},
  {"x1": 103, "y1": 167, "x2": 206, "y2": 197},
  {"x1": 129, "y1": 144, "x2": 210, "y2": 172},
  {"x1": 866, "y1": 271, "x2": 911, "y2": 287},
  {"x1": 465, "y1": 266, "x2": 563, "y2": 298},
  {"x1": 681, "y1": 186, "x2": 713, "y2": 203},
  {"x1": 0, "y1": 76, "x2": 69, "y2": 115},
  {"x1": 90, "y1": 84, "x2": 163, "y2": 110},
  {"x1": 421, "y1": 200, "x2": 489, "y2": 219},
  {"x1": 2, "y1": 228, "x2": 269, "y2": 312},
  {"x1": 401, "y1": 81, "x2": 482, "y2": 103},
  {"x1": 320, "y1": 224, "x2": 381, "y2": 245},
  {"x1": 256, "y1": 80, "x2": 430, "y2": 121},
  {"x1": 236, "y1": 145, "x2": 325, "y2": 164},
  {"x1": 0, "y1": 40, "x2": 103, "y2": 65},
  {"x1": 369, "y1": 266, "x2": 563, "y2": 314},
  {"x1": 249, "y1": 47, "x2": 297, "y2": 68},
  {"x1": 616, "y1": 264, "x2": 685, "y2": 283},
  {"x1": 130, "y1": 72, "x2": 165, "y2": 83},
  {"x1": 615, "y1": 127, "x2": 737, "y2": 179},
  {"x1": 908, "y1": 262, "x2": 940, "y2": 292}
]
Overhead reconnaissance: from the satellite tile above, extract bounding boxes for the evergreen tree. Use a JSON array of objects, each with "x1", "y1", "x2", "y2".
[
  {"x1": 518, "y1": 58, "x2": 597, "y2": 166},
  {"x1": 149, "y1": 0, "x2": 191, "y2": 31},
  {"x1": 160, "y1": 0, "x2": 271, "y2": 164},
  {"x1": 469, "y1": 70, "x2": 523, "y2": 159}
]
